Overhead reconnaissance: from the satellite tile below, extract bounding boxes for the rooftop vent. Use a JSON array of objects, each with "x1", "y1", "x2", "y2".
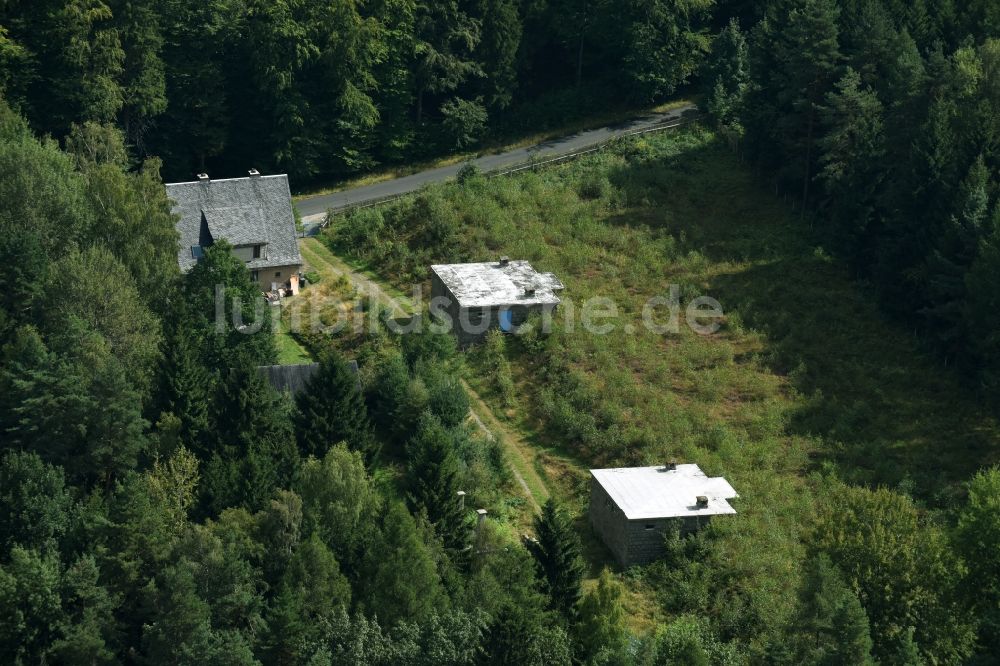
[
  {"x1": 523, "y1": 286, "x2": 536, "y2": 297},
  {"x1": 249, "y1": 168, "x2": 261, "y2": 178},
  {"x1": 197, "y1": 173, "x2": 209, "y2": 182},
  {"x1": 499, "y1": 256, "x2": 510, "y2": 267},
  {"x1": 666, "y1": 459, "x2": 677, "y2": 471},
  {"x1": 696, "y1": 495, "x2": 709, "y2": 508}
]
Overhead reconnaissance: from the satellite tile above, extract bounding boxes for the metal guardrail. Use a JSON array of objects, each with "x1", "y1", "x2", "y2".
[{"x1": 309, "y1": 113, "x2": 703, "y2": 232}]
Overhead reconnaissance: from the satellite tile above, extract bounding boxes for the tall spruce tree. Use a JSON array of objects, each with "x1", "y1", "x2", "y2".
[
  {"x1": 155, "y1": 316, "x2": 213, "y2": 457},
  {"x1": 749, "y1": 0, "x2": 841, "y2": 208},
  {"x1": 793, "y1": 554, "x2": 875, "y2": 665},
  {"x1": 203, "y1": 359, "x2": 299, "y2": 514},
  {"x1": 528, "y1": 499, "x2": 584, "y2": 620},
  {"x1": 404, "y1": 411, "x2": 467, "y2": 551},
  {"x1": 702, "y1": 18, "x2": 750, "y2": 138},
  {"x1": 295, "y1": 351, "x2": 374, "y2": 459},
  {"x1": 360, "y1": 501, "x2": 448, "y2": 627},
  {"x1": 817, "y1": 67, "x2": 885, "y2": 259}
]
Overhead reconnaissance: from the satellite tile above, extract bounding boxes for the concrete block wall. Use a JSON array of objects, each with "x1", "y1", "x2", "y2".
[{"x1": 589, "y1": 477, "x2": 712, "y2": 567}]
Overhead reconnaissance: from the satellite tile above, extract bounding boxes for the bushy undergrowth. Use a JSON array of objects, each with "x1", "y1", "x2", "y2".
[{"x1": 323, "y1": 128, "x2": 1000, "y2": 661}]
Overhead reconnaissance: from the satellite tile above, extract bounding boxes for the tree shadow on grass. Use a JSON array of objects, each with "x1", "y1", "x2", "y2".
[
  {"x1": 712, "y1": 257, "x2": 999, "y2": 504},
  {"x1": 606, "y1": 135, "x2": 1000, "y2": 504}
]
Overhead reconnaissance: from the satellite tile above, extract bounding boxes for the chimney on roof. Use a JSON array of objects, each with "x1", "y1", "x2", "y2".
[
  {"x1": 249, "y1": 168, "x2": 261, "y2": 178},
  {"x1": 523, "y1": 283, "x2": 536, "y2": 297},
  {"x1": 499, "y1": 256, "x2": 510, "y2": 267},
  {"x1": 197, "y1": 173, "x2": 209, "y2": 183},
  {"x1": 696, "y1": 495, "x2": 709, "y2": 508},
  {"x1": 666, "y1": 459, "x2": 677, "y2": 471}
]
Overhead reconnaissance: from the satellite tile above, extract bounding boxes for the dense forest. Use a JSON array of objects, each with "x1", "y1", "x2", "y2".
[
  {"x1": 0, "y1": 0, "x2": 717, "y2": 182},
  {"x1": 3, "y1": 0, "x2": 1000, "y2": 664}
]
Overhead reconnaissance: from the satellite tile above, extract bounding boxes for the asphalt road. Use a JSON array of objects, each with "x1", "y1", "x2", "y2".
[{"x1": 295, "y1": 103, "x2": 698, "y2": 222}]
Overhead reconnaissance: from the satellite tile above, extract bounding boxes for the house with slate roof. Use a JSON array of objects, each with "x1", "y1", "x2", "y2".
[{"x1": 166, "y1": 171, "x2": 303, "y2": 293}]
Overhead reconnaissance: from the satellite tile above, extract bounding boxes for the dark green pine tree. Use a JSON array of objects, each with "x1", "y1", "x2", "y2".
[
  {"x1": 110, "y1": 0, "x2": 167, "y2": 153},
  {"x1": 528, "y1": 499, "x2": 584, "y2": 620},
  {"x1": 817, "y1": 67, "x2": 885, "y2": 259},
  {"x1": 203, "y1": 359, "x2": 299, "y2": 514},
  {"x1": 404, "y1": 411, "x2": 467, "y2": 552},
  {"x1": 749, "y1": 0, "x2": 841, "y2": 210},
  {"x1": 155, "y1": 317, "x2": 214, "y2": 458},
  {"x1": 359, "y1": 501, "x2": 447, "y2": 628},
  {"x1": 295, "y1": 351, "x2": 374, "y2": 460},
  {"x1": 794, "y1": 554, "x2": 875, "y2": 665},
  {"x1": 965, "y1": 207, "x2": 1000, "y2": 393},
  {"x1": 702, "y1": 18, "x2": 750, "y2": 137},
  {"x1": 923, "y1": 155, "x2": 990, "y2": 357}
]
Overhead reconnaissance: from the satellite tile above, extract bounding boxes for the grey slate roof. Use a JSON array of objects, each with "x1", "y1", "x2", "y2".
[
  {"x1": 258, "y1": 360, "x2": 360, "y2": 395},
  {"x1": 166, "y1": 174, "x2": 303, "y2": 272},
  {"x1": 431, "y1": 260, "x2": 564, "y2": 308},
  {"x1": 204, "y1": 206, "x2": 269, "y2": 246}
]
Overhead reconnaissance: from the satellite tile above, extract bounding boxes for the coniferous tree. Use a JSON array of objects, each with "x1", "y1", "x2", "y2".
[
  {"x1": 360, "y1": 501, "x2": 448, "y2": 627},
  {"x1": 748, "y1": 0, "x2": 841, "y2": 207},
  {"x1": 405, "y1": 411, "x2": 467, "y2": 551},
  {"x1": 412, "y1": 0, "x2": 482, "y2": 126},
  {"x1": 702, "y1": 18, "x2": 750, "y2": 138},
  {"x1": 793, "y1": 553, "x2": 875, "y2": 665},
  {"x1": 203, "y1": 359, "x2": 299, "y2": 514},
  {"x1": 817, "y1": 67, "x2": 885, "y2": 259},
  {"x1": 965, "y1": 208, "x2": 1000, "y2": 390},
  {"x1": 295, "y1": 351, "x2": 374, "y2": 459},
  {"x1": 155, "y1": 317, "x2": 214, "y2": 457},
  {"x1": 181, "y1": 241, "x2": 276, "y2": 371},
  {"x1": 110, "y1": 0, "x2": 166, "y2": 152},
  {"x1": 473, "y1": 0, "x2": 521, "y2": 112},
  {"x1": 923, "y1": 156, "x2": 991, "y2": 357},
  {"x1": 528, "y1": 499, "x2": 584, "y2": 620}
]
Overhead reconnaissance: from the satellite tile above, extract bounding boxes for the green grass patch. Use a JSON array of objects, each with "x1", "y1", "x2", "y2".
[{"x1": 274, "y1": 317, "x2": 313, "y2": 365}]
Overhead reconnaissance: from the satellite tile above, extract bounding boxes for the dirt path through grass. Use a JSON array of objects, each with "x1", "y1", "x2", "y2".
[
  {"x1": 299, "y1": 238, "x2": 414, "y2": 318},
  {"x1": 298, "y1": 237, "x2": 554, "y2": 515},
  {"x1": 462, "y1": 379, "x2": 548, "y2": 514}
]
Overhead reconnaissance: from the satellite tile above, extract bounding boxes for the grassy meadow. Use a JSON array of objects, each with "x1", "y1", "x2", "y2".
[{"x1": 322, "y1": 127, "x2": 1000, "y2": 637}]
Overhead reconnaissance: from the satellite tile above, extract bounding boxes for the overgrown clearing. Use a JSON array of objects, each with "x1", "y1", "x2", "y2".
[{"x1": 324, "y1": 127, "x2": 1000, "y2": 628}]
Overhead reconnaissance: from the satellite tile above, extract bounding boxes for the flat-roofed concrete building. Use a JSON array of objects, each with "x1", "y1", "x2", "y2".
[
  {"x1": 430, "y1": 258, "x2": 564, "y2": 346},
  {"x1": 589, "y1": 463, "x2": 738, "y2": 567}
]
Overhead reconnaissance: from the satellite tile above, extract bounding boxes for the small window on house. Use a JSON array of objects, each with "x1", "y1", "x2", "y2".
[
  {"x1": 251, "y1": 271, "x2": 259, "y2": 281},
  {"x1": 644, "y1": 524, "x2": 656, "y2": 531},
  {"x1": 191, "y1": 246, "x2": 204, "y2": 259},
  {"x1": 252, "y1": 245, "x2": 262, "y2": 259},
  {"x1": 274, "y1": 271, "x2": 281, "y2": 277}
]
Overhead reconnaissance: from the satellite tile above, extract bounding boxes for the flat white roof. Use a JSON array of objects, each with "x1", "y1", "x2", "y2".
[
  {"x1": 431, "y1": 260, "x2": 563, "y2": 308},
  {"x1": 590, "y1": 464, "x2": 738, "y2": 520}
]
